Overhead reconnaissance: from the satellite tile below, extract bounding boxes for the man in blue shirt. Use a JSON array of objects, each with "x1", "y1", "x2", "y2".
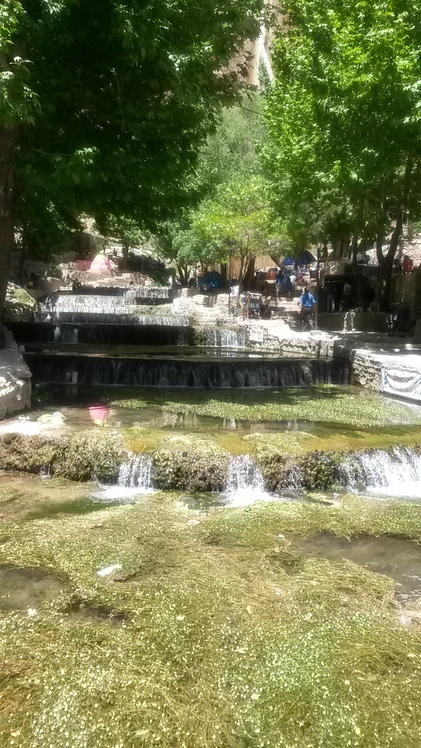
[{"x1": 298, "y1": 287, "x2": 316, "y2": 325}]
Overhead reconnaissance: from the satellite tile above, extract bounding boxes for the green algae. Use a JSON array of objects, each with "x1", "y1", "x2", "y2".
[
  {"x1": 1, "y1": 493, "x2": 421, "y2": 747},
  {"x1": 110, "y1": 385, "x2": 420, "y2": 428}
]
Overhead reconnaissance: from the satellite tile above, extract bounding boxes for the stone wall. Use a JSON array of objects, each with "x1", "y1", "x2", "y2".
[
  {"x1": 349, "y1": 351, "x2": 382, "y2": 391},
  {"x1": 0, "y1": 334, "x2": 32, "y2": 420}
]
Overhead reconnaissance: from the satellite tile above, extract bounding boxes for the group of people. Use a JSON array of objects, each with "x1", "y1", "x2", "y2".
[
  {"x1": 239, "y1": 291, "x2": 271, "y2": 319},
  {"x1": 393, "y1": 255, "x2": 415, "y2": 274},
  {"x1": 275, "y1": 269, "x2": 297, "y2": 298}
]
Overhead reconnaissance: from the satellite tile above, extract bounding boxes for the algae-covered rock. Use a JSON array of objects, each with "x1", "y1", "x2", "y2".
[
  {"x1": 153, "y1": 436, "x2": 229, "y2": 492},
  {"x1": 0, "y1": 433, "x2": 53, "y2": 473},
  {"x1": 52, "y1": 431, "x2": 126, "y2": 483},
  {"x1": 299, "y1": 451, "x2": 341, "y2": 491},
  {"x1": 3, "y1": 282, "x2": 38, "y2": 323},
  {"x1": 257, "y1": 445, "x2": 341, "y2": 493},
  {"x1": 0, "y1": 431, "x2": 126, "y2": 483}
]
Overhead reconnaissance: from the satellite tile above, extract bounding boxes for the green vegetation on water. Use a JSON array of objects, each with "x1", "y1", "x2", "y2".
[
  {"x1": 111, "y1": 386, "x2": 420, "y2": 429},
  {"x1": 1, "y1": 485, "x2": 421, "y2": 748}
]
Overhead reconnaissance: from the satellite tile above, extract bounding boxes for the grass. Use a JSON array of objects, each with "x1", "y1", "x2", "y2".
[{"x1": 1, "y1": 488, "x2": 421, "y2": 747}]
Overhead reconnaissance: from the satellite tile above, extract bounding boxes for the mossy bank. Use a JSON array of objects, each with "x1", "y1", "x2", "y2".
[{"x1": 1, "y1": 488, "x2": 421, "y2": 748}]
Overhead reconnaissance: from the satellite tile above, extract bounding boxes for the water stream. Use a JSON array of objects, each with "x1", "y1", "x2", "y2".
[
  {"x1": 92, "y1": 454, "x2": 155, "y2": 502},
  {"x1": 340, "y1": 447, "x2": 421, "y2": 498},
  {"x1": 224, "y1": 454, "x2": 276, "y2": 507}
]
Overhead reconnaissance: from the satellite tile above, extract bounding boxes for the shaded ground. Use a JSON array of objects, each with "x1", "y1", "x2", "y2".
[{"x1": 1, "y1": 487, "x2": 421, "y2": 747}]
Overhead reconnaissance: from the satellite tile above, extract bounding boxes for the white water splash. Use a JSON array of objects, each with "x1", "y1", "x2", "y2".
[
  {"x1": 202, "y1": 327, "x2": 247, "y2": 349},
  {"x1": 92, "y1": 454, "x2": 154, "y2": 502},
  {"x1": 224, "y1": 454, "x2": 275, "y2": 507},
  {"x1": 340, "y1": 447, "x2": 421, "y2": 499}
]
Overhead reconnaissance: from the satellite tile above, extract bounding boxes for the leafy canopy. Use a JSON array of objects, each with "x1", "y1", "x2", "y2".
[
  {"x1": 262, "y1": 0, "x2": 421, "y2": 251},
  {"x1": 0, "y1": 0, "x2": 263, "y2": 271}
]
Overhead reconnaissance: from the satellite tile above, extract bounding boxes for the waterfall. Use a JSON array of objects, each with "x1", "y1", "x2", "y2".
[
  {"x1": 202, "y1": 327, "x2": 247, "y2": 349},
  {"x1": 340, "y1": 447, "x2": 421, "y2": 498},
  {"x1": 118, "y1": 454, "x2": 153, "y2": 489},
  {"x1": 92, "y1": 454, "x2": 154, "y2": 502},
  {"x1": 25, "y1": 354, "x2": 349, "y2": 388},
  {"x1": 43, "y1": 288, "x2": 171, "y2": 310},
  {"x1": 36, "y1": 311, "x2": 190, "y2": 326},
  {"x1": 224, "y1": 454, "x2": 274, "y2": 506}
]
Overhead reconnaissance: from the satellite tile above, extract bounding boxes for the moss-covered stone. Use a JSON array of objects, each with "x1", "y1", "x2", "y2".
[
  {"x1": 52, "y1": 431, "x2": 126, "y2": 483},
  {"x1": 152, "y1": 436, "x2": 229, "y2": 492},
  {"x1": 0, "y1": 433, "x2": 52, "y2": 473},
  {"x1": 0, "y1": 431, "x2": 126, "y2": 483}
]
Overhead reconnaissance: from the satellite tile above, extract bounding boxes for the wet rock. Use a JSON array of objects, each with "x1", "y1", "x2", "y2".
[{"x1": 153, "y1": 437, "x2": 228, "y2": 492}]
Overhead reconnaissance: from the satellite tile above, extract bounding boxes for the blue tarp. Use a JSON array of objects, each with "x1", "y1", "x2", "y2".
[
  {"x1": 282, "y1": 250, "x2": 316, "y2": 267},
  {"x1": 198, "y1": 271, "x2": 224, "y2": 289}
]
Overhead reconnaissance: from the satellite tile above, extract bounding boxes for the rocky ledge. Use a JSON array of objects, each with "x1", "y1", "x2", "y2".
[{"x1": 0, "y1": 335, "x2": 32, "y2": 420}]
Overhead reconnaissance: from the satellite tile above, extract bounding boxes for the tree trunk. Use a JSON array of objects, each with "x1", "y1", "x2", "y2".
[
  {"x1": 18, "y1": 240, "x2": 27, "y2": 286},
  {"x1": 122, "y1": 241, "x2": 129, "y2": 269},
  {"x1": 242, "y1": 257, "x2": 255, "y2": 289},
  {"x1": 350, "y1": 232, "x2": 359, "y2": 273},
  {"x1": 0, "y1": 126, "x2": 17, "y2": 319},
  {"x1": 177, "y1": 263, "x2": 189, "y2": 286},
  {"x1": 378, "y1": 255, "x2": 394, "y2": 312},
  {"x1": 378, "y1": 215, "x2": 403, "y2": 312}
]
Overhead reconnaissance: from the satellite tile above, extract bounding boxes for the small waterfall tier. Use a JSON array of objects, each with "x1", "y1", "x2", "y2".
[
  {"x1": 36, "y1": 291, "x2": 184, "y2": 325},
  {"x1": 225, "y1": 454, "x2": 274, "y2": 506},
  {"x1": 9, "y1": 321, "x2": 192, "y2": 347},
  {"x1": 44, "y1": 286, "x2": 172, "y2": 304},
  {"x1": 36, "y1": 311, "x2": 189, "y2": 326},
  {"x1": 340, "y1": 447, "x2": 421, "y2": 498},
  {"x1": 201, "y1": 327, "x2": 248, "y2": 349},
  {"x1": 24, "y1": 354, "x2": 350, "y2": 388},
  {"x1": 92, "y1": 454, "x2": 154, "y2": 502},
  {"x1": 118, "y1": 454, "x2": 154, "y2": 489}
]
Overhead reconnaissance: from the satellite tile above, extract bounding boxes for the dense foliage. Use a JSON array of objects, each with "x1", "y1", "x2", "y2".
[
  {"x1": 159, "y1": 97, "x2": 284, "y2": 284},
  {"x1": 263, "y1": 0, "x2": 421, "y2": 308},
  {"x1": 0, "y1": 0, "x2": 263, "y2": 310}
]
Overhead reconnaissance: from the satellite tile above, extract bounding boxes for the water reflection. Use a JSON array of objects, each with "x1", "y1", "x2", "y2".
[{"x1": 298, "y1": 533, "x2": 421, "y2": 603}]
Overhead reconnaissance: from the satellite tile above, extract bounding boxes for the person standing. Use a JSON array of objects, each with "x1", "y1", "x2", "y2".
[
  {"x1": 340, "y1": 281, "x2": 353, "y2": 311},
  {"x1": 289, "y1": 272, "x2": 297, "y2": 292},
  {"x1": 275, "y1": 269, "x2": 283, "y2": 298},
  {"x1": 298, "y1": 287, "x2": 316, "y2": 326}
]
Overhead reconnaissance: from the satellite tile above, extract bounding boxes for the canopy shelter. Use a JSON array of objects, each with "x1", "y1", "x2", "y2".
[
  {"x1": 89, "y1": 253, "x2": 113, "y2": 275},
  {"x1": 282, "y1": 250, "x2": 317, "y2": 267},
  {"x1": 198, "y1": 271, "x2": 224, "y2": 291}
]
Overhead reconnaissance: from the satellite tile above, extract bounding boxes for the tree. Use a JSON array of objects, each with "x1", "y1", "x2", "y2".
[
  {"x1": 156, "y1": 93, "x2": 277, "y2": 282},
  {"x1": 0, "y1": 0, "x2": 263, "y2": 313},
  {"x1": 193, "y1": 174, "x2": 278, "y2": 285},
  {"x1": 263, "y1": 0, "x2": 421, "y2": 309},
  {"x1": 162, "y1": 173, "x2": 283, "y2": 286}
]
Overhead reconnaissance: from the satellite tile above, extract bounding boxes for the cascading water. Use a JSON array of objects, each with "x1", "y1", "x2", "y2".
[
  {"x1": 224, "y1": 454, "x2": 275, "y2": 506},
  {"x1": 340, "y1": 447, "x2": 421, "y2": 498},
  {"x1": 118, "y1": 454, "x2": 153, "y2": 489},
  {"x1": 37, "y1": 310, "x2": 189, "y2": 326},
  {"x1": 92, "y1": 454, "x2": 155, "y2": 502},
  {"x1": 203, "y1": 327, "x2": 248, "y2": 349},
  {"x1": 25, "y1": 355, "x2": 349, "y2": 387}
]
